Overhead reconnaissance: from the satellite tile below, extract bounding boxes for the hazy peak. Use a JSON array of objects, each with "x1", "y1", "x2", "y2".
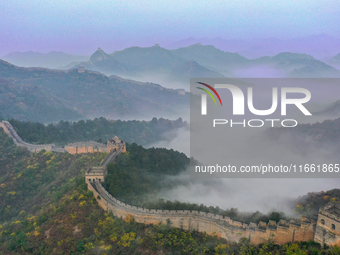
[
  {"x1": 272, "y1": 52, "x2": 315, "y2": 60},
  {"x1": 89, "y1": 47, "x2": 110, "y2": 63},
  {"x1": 334, "y1": 53, "x2": 340, "y2": 61},
  {"x1": 2, "y1": 51, "x2": 89, "y2": 68}
]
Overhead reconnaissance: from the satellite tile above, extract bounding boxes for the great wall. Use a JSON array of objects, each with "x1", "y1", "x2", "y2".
[
  {"x1": 1, "y1": 120, "x2": 340, "y2": 246},
  {"x1": 0, "y1": 120, "x2": 125, "y2": 154}
]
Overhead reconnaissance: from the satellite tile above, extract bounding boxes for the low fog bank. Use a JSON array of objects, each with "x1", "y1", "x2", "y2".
[
  {"x1": 232, "y1": 66, "x2": 286, "y2": 78},
  {"x1": 128, "y1": 73, "x2": 190, "y2": 90},
  {"x1": 148, "y1": 125, "x2": 340, "y2": 215},
  {"x1": 159, "y1": 174, "x2": 339, "y2": 215},
  {"x1": 147, "y1": 127, "x2": 190, "y2": 156}
]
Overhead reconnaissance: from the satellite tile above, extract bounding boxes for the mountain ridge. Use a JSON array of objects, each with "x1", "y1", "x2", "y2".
[
  {"x1": 2, "y1": 51, "x2": 89, "y2": 69},
  {"x1": 73, "y1": 46, "x2": 340, "y2": 80},
  {"x1": 0, "y1": 60, "x2": 189, "y2": 122}
]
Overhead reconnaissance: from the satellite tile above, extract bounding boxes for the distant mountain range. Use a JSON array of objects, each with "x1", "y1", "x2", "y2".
[
  {"x1": 248, "y1": 52, "x2": 340, "y2": 78},
  {"x1": 2, "y1": 42, "x2": 340, "y2": 93},
  {"x1": 164, "y1": 34, "x2": 340, "y2": 59},
  {"x1": 171, "y1": 44, "x2": 247, "y2": 75},
  {"x1": 323, "y1": 53, "x2": 340, "y2": 70},
  {"x1": 268, "y1": 116, "x2": 340, "y2": 145},
  {"x1": 73, "y1": 46, "x2": 224, "y2": 83},
  {"x1": 2, "y1": 51, "x2": 89, "y2": 69},
  {"x1": 0, "y1": 60, "x2": 189, "y2": 123},
  {"x1": 66, "y1": 45, "x2": 340, "y2": 85}
]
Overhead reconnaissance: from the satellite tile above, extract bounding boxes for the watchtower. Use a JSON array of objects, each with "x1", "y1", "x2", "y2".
[
  {"x1": 85, "y1": 166, "x2": 107, "y2": 182},
  {"x1": 107, "y1": 136, "x2": 126, "y2": 153},
  {"x1": 315, "y1": 202, "x2": 340, "y2": 246}
]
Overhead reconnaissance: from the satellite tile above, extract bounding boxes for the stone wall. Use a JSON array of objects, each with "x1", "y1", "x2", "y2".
[
  {"x1": 0, "y1": 121, "x2": 107, "y2": 154},
  {"x1": 87, "y1": 178, "x2": 316, "y2": 245},
  {"x1": 0, "y1": 121, "x2": 64, "y2": 152},
  {"x1": 65, "y1": 141, "x2": 107, "y2": 154}
]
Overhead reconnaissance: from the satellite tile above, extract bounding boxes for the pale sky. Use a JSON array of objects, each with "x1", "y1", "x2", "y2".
[{"x1": 0, "y1": 0, "x2": 339, "y2": 55}]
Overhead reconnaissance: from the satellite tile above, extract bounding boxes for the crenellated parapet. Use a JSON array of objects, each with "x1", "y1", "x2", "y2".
[
  {"x1": 87, "y1": 171, "x2": 316, "y2": 245},
  {"x1": 64, "y1": 141, "x2": 107, "y2": 154},
  {"x1": 66, "y1": 141, "x2": 107, "y2": 148}
]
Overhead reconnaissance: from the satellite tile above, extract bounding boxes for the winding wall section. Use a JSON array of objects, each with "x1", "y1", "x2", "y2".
[
  {"x1": 0, "y1": 121, "x2": 64, "y2": 152},
  {"x1": 86, "y1": 143, "x2": 316, "y2": 245},
  {"x1": 1, "y1": 121, "x2": 318, "y2": 245},
  {"x1": 0, "y1": 120, "x2": 106, "y2": 153}
]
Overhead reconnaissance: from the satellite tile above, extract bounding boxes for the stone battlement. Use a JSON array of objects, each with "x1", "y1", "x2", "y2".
[
  {"x1": 64, "y1": 141, "x2": 107, "y2": 154},
  {"x1": 84, "y1": 141, "x2": 317, "y2": 245},
  {"x1": 87, "y1": 179, "x2": 315, "y2": 245},
  {"x1": 66, "y1": 141, "x2": 106, "y2": 147}
]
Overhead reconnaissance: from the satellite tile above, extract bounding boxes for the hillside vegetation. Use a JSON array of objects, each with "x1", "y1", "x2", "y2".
[
  {"x1": 266, "y1": 117, "x2": 340, "y2": 147},
  {"x1": 294, "y1": 189, "x2": 340, "y2": 216},
  {"x1": 0, "y1": 129, "x2": 105, "y2": 223},
  {"x1": 0, "y1": 129, "x2": 229, "y2": 253},
  {"x1": 0, "y1": 60, "x2": 189, "y2": 122}
]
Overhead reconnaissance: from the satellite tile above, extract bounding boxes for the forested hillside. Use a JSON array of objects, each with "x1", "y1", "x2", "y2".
[
  {"x1": 0, "y1": 60, "x2": 189, "y2": 122},
  {"x1": 267, "y1": 117, "x2": 340, "y2": 144},
  {"x1": 294, "y1": 189, "x2": 340, "y2": 216},
  {"x1": 0, "y1": 129, "x2": 105, "y2": 223},
  {"x1": 0, "y1": 129, "x2": 228, "y2": 253}
]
